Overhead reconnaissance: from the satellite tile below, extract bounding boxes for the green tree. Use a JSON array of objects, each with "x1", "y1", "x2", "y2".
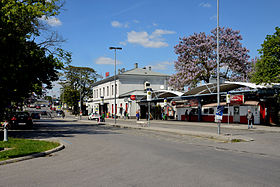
[
  {"x1": 60, "y1": 66, "x2": 99, "y2": 114},
  {"x1": 251, "y1": 27, "x2": 280, "y2": 84},
  {"x1": 0, "y1": 0, "x2": 70, "y2": 119}
]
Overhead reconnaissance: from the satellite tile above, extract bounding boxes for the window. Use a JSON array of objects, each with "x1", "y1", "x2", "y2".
[
  {"x1": 115, "y1": 84, "x2": 117, "y2": 95},
  {"x1": 223, "y1": 108, "x2": 228, "y2": 115},
  {"x1": 99, "y1": 88, "x2": 101, "y2": 97},
  {"x1": 94, "y1": 90, "x2": 96, "y2": 98},
  {"x1": 96, "y1": 89, "x2": 98, "y2": 98},
  {"x1": 112, "y1": 85, "x2": 114, "y2": 95},
  {"x1": 209, "y1": 108, "x2": 214, "y2": 114},
  {"x1": 203, "y1": 108, "x2": 209, "y2": 114},
  {"x1": 107, "y1": 86, "x2": 109, "y2": 96},
  {"x1": 103, "y1": 87, "x2": 105, "y2": 96}
]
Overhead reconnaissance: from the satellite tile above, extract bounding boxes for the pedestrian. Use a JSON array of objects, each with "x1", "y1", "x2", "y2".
[
  {"x1": 102, "y1": 112, "x2": 105, "y2": 122},
  {"x1": 185, "y1": 110, "x2": 188, "y2": 121},
  {"x1": 62, "y1": 111, "x2": 65, "y2": 119},
  {"x1": 246, "y1": 109, "x2": 254, "y2": 129},
  {"x1": 136, "y1": 110, "x2": 140, "y2": 121},
  {"x1": 124, "y1": 110, "x2": 127, "y2": 120}
]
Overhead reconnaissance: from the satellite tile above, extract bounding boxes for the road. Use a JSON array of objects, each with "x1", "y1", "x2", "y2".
[{"x1": 1, "y1": 119, "x2": 280, "y2": 187}]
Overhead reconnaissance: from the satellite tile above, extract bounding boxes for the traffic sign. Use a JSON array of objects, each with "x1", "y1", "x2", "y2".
[{"x1": 215, "y1": 105, "x2": 224, "y2": 121}]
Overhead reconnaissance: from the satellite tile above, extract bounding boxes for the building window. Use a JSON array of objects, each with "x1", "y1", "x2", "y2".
[
  {"x1": 103, "y1": 87, "x2": 105, "y2": 96},
  {"x1": 115, "y1": 84, "x2": 117, "y2": 95},
  {"x1": 112, "y1": 85, "x2": 114, "y2": 95},
  {"x1": 223, "y1": 108, "x2": 228, "y2": 115},
  {"x1": 203, "y1": 108, "x2": 209, "y2": 114},
  {"x1": 107, "y1": 86, "x2": 109, "y2": 96},
  {"x1": 96, "y1": 89, "x2": 98, "y2": 98},
  {"x1": 94, "y1": 90, "x2": 96, "y2": 98},
  {"x1": 99, "y1": 88, "x2": 101, "y2": 97},
  {"x1": 209, "y1": 108, "x2": 214, "y2": 114}
]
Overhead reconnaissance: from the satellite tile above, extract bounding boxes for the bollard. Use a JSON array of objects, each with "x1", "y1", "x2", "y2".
[{"x1": 3, "y1": 121, "x2": 8, "y2": 142}]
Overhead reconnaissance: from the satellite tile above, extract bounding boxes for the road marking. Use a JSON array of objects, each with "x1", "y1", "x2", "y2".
[{"x1": 61, "y1": 139, "x2": 72, "y2": 145}]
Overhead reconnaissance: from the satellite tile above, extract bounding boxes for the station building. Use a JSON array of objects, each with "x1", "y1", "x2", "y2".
[{"x1": 86, "y1": 63, "x2": 174, "y2": 118}]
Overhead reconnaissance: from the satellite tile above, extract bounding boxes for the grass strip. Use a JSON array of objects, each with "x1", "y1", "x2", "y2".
[{"x1": 0, "y1": 138, "x2": 59, "y2": 161}]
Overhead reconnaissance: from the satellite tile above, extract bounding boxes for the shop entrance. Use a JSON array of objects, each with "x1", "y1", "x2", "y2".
[{"x1": 233, "y1": 106, "x2": 240, "y2": 123}]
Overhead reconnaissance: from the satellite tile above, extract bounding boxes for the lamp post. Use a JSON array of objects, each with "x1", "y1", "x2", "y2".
[
  {"x1": 109, "y1": 47, "x2": 122, "y2": 124},
  {"x1": 217, "y1": 0, "x2": 221, "y2": 134}
]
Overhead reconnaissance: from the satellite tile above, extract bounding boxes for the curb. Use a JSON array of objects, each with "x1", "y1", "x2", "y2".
[
  {"x1": 0, "y1": 140, "x2": 65, "y2": 165},
  {"x1": 107, "y1": 123, "x2": 254, "y2": 142}
]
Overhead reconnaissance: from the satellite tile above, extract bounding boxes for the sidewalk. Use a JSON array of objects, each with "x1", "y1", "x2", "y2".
[
  {"x1": 63, "y1": 115, "x2": 280, "y2": 142},
  {"x1": 103, "y1": 119, "x2": 254, "y2": 142}
]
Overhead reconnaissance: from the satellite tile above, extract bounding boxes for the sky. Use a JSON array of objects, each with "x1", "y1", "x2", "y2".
[{"x1": 45, "y1": 0, "x2": 280, "y2": 97}]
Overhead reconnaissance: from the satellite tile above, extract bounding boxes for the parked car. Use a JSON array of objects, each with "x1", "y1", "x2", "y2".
[
  {"x1": 31, "y1": 112, "x2": 40, "y2": 119},
  {"x1": 29, "y1": 104, "x2": 36, "y2": 108},
  {"x1": 9, "y1": 111, "x2": 33, "y2": 129},
  {"x1": 35, "y1": 105, "x2": 41, "y2": 109},
  {"x1": 88, "y1": 113, "x2": 100, "y2": 121},
  {"x1": 40, "y1": 111, "x2": 48, "y2": 115}
]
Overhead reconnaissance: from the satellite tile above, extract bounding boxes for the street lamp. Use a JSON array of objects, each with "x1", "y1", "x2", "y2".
[
  {"x1": 109, "y1": 47, "x2": 122, "y2": 124},
  {"x1": 216, "y1": 0, "x2": 221, "y2": 134}
]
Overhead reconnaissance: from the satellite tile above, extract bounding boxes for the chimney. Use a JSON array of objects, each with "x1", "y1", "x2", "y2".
[
  {"x1": 149, "y1": 66, "x2": 152, "y2": 71},
  {"x1": 134, "y1": 63, "x2": 138, "y2": 69}
]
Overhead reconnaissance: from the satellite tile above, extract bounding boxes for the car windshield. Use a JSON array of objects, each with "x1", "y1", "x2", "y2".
[{"x1": 15, "y1": 112, "x2": 29, "y2": 117}]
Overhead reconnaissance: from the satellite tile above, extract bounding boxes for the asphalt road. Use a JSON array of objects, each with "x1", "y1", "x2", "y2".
[{"x1": 1, "y1": 119, "x2": 280, "y2": 187}]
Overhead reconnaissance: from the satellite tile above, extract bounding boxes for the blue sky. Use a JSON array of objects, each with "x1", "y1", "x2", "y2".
[{"x1": 45, "y1": 0, "x2": 280, "y2": 96}]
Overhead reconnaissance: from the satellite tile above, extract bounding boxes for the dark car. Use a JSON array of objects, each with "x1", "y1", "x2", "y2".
[
  {"x1": 9, "y1": 111, "x2": 33, "y2": 129},
  {"x1": 31, "y1": 112, "x2": 41, "y2": 119}
]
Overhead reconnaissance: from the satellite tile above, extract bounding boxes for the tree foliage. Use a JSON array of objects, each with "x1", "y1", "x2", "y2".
[
  {"x1": 169, "y1": 27, "x2": 253, "y2": 89},
  {"x1": 60, "y1": 66, "x2": 99, "y2": 114},
  {"x1": 251, "y1": 27, "x2": 280, "y2": 84},
  {"x1": 0, "y1": 0, "x2": 70, "y2": 119}
]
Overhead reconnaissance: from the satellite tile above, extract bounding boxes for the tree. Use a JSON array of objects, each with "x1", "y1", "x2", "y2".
[
  {"x1": 169, "y1": 27, "x2": 253, "y2": 90},
  {"x1": 60, "y1": 66, "x2": 99, "y2": 114},
  {"x1": 0, "y1": 0, "x2": 70, "y2": 119},
  {"x1": 251, "y1": 27, "x2": 280, "y2": 84}
]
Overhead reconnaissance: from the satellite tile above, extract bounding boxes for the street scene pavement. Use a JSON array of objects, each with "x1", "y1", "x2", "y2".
[{"x1": 1, "y1": 115, "x2": 280, "y2": 187}]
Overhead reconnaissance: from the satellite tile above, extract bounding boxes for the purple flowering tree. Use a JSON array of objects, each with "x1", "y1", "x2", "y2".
[{"x1": 169, "y1": 27, "x2": 253, "y2": 90}]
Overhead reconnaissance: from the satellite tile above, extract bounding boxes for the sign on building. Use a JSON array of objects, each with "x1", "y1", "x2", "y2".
[{"x1": 147, "y1": 88, "x2": 152, "y2": 101}]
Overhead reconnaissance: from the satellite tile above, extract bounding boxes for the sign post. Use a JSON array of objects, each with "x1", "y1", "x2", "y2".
[
  {"x1": 215, "y1": 105, "x2": 224, "y2": 134},
  {"x1": 147, "y1": 88, "x2": 152, "y2": 127},
  {"x1": 226, "y1": 93, "x2": 230, "y2": 125}
]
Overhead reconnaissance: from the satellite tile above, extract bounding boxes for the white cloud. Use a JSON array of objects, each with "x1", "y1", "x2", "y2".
[
  {"x1": 95, "y1": 57, "x2": 122, "y2": 65},
  {"x1": 199, "y1": 2, "x2": 212, "y2": 8},
  {"x1": 126, "y1": 29, "x2": 176, "y2": 48},
  {"x1": 150, "y1": 61, "x2": 173, "y2": 70},
  {"x1": 210, "y1": 15, "x2": 217, "y2": 20},
  {"x1": 39, "y1": 15, "x2": 62, "y2": 27},
  {"x1": 111, "y1": 21, "x2": 129, "y2": 28}
]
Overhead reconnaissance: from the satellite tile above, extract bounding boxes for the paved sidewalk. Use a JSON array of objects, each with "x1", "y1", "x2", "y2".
[
  {"x1": 102, "y1": 119, "x2": 254, "y2": 142},
  {"x1": 63, "y1": 114, "x2": 280, "y2": 142},
  {"x1": 63, "y1": 115, "x2": 277, "y2": 142}
]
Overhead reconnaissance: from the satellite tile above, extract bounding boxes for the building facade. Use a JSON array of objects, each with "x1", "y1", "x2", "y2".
[{"x1": 87, "y1": 63, "x2": 170, "y2": 118}]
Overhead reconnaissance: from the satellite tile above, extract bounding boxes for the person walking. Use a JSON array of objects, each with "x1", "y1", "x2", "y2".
[
  {"x1": 124, "y1": 110, "x2": 127, "y2": 120},
  {"x1": 246, "y1": 109, "x2": 254, "y2": 129},
  {"x1": 62, "y1": 111, "x2": 65, "y2": 119},
  {"x1": 101, "y1": 112, "x2": 105, "y2": 122},
  {"x1": 136, "y1": 110, "x2": 140, "y2": 121}
]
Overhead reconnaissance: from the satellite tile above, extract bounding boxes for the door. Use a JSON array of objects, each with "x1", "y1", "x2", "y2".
[{"x1": 233, "y1": 106, "x2": 240, "y2": 123}]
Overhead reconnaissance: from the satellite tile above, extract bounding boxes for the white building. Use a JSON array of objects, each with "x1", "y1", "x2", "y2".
[{"x1": 87, "y1": 63, "x2": 170, "y2": 118}]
